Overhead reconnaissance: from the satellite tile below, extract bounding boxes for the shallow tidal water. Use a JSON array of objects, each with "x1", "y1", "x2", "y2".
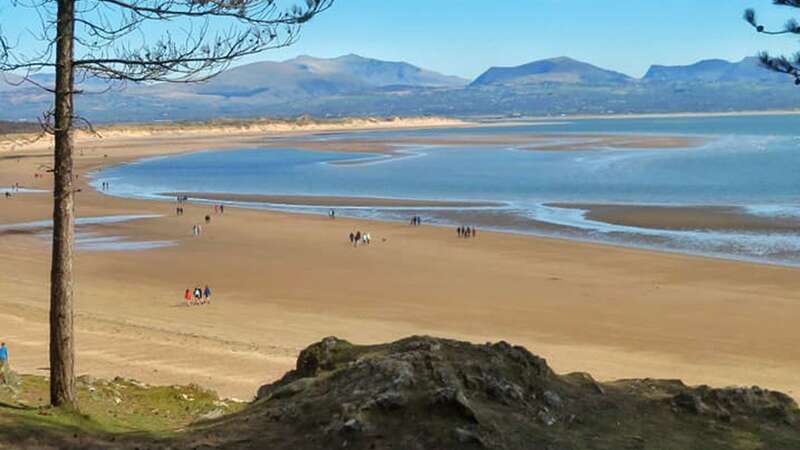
[{"x1": 94, "y1": 115, "x2": 800, "y2": 266}]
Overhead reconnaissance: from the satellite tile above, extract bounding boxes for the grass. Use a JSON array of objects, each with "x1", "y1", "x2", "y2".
[{"x1": 0, "y1": 372, "x2": 244, "y2": 448}]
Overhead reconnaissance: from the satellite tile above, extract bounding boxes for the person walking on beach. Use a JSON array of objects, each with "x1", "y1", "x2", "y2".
[
  {"x1": 220, "y1": 204, "x2": 224, "y2": 214},
  {"x1": 354, "y1": 231, "x2": 361, "y2": 246},
  {"x1": 184, "y1": 288, "x2": 192, "y2": 306},
  {"x1": 0, "y1": 343, "x2": 8, "y2": 367},
  {"x1": 349, "y1": 232, "x2": 355, "y2": 245},
  {"x1": 204, "y1": 285, "x2": 212, "y2": 304},
  {"x1": 193, "y1": 287, "x2": 203, "y2": 305},
  {"x1": 329, "y1": 209, "x2": 335, "y2": 219},
  {"x1": 0, "y1": 343, "x2": 8, "y2": 383}
]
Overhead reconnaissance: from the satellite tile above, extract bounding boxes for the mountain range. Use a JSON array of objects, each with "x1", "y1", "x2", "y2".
[{"x1": 1, "y1": 54, "x2": 798, "y2": 122}]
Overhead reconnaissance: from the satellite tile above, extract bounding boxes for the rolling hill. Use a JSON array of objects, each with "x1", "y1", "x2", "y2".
[
  {"x1": 471, "y1": 57, "x2": 634, "y2": 86},
  {"x1": 1, "y1": 54, "x2": 799, "y2": 122}
]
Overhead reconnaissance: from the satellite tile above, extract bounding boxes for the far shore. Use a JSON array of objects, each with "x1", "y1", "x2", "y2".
[{"x1": 481, "y1": 109, "x2": 800, "y2": 124}]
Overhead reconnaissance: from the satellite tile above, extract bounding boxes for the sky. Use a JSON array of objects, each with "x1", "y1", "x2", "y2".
[{"x1": 2, "y1": 0, "x2": 800, "y2": 80}]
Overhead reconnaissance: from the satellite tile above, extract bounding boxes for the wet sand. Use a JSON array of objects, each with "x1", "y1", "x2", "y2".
[
  {"x1": 1, "y1": 127, "x2": 799, "y2": 403},
  {"x1": 550, "y1": 203, "x2": 800, "y2": 232}
]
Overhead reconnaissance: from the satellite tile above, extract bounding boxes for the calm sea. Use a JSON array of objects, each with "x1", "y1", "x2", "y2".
[{"x1": 94, "y1": 114, "x2": 800, "y2": 266}]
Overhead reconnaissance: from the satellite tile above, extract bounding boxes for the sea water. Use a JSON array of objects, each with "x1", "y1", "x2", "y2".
[{"x1": 94, "y1": 114, "x2": 800, "y2": 266}]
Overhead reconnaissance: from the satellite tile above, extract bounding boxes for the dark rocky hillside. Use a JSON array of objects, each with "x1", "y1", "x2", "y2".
[{"x1": 184, "y1": 336, "x2": 799, "y2": 450}]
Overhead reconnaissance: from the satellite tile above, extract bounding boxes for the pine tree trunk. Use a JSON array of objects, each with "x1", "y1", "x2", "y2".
[{"x1": 50, "y1": 0, "x2": 77, "y2": 410}]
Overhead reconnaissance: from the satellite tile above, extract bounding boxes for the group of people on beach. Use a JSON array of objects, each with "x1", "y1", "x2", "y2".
[
  {"x1": 100, "y1": 181, "x2": 110, "y2": 191},
  {"x1": 184, "y1": 286, "x2": 212, "y2": 306},
  {"x1": 349, "y1": 231, "x2": 371, "y2": 246},
  {"x1": 182, "y1": 202, "x2": 227, "y2": 236},
  {"x1": 4, "y1": 183, "x2": 21, "y2": 198},
  {"x1": 457, "y1": 226, "x2": 478, "y2": 238},
  {"x1": 409, "y1": 216, "x2": 423, "y2": 226}
]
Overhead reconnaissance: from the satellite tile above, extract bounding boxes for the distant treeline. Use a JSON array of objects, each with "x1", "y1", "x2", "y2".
[{"x1": 0, "y1": 121, "x2": 40, "y2": 135}]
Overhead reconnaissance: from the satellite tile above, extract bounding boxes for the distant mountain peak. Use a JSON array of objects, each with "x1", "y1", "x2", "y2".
[{"x1": 471, "y1": 56, "x2": 634, "y2": 87}]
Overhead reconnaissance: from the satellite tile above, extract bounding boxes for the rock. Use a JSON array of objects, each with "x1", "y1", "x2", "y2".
[
  {"x1": 454, "y1": 427, "x2": 484, "y2": 445},
  {"x1": 295, "y1": 337, "x2": 355, "y2": 378},
  {"x1": 341, "y1": 418, "x2": 363, "y2": 433},
  {"x1": 672, "y1": 392, "x2": 706, "y2": 415},
  {"x1": 374, "y1": 390, "x2": 407, "y2": 410},
  {"x1": 543, "y1": 390, "x2": 563, "y2": 409},
  {"x1": 431, "y1": 387, "x2": 478, "y2": 423},
  {"x1": 537, "y1": 408, "x2": 557, "y2": 426},
  {"x1": 484, "y1": 377, "x2": 525, "y2": 405},
  {"x1": 175, "y1": 335, "x2": 800, "y2": 450},
  {"x1": 259, "y1": 377, "x2": 316, "y2": 401},
  {"x1": 372, "y1": 358, "x2": 415, "y2": 387},
  {"x1": 77, "y1": 375, "x2": 96, "y2": 386},
  {"x1": 199, "y1": 409, "x2": 227, "y2": 421}
]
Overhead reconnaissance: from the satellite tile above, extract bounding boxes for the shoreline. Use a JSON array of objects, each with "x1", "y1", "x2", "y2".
[
  {"x1": 162, "y1": 193, "x2": 504, "y2": 208},
  {"x1": 1, "y1": 123, "x2": 800, "y2": 402}
]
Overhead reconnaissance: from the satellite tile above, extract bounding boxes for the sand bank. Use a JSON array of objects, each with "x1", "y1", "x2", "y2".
[
  {"x1": 265, "y1": 133, "x2": 705, "y2": 155},
  {"x1": 550, "y1": 203, "x2": 800, "y2": 233},
  {"x1": 0, "y1": 127, "x2": 799, "y2": 403}
]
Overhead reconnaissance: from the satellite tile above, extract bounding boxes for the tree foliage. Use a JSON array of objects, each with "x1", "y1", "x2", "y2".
[{"x1": 745, "y1": 1, "x2": 800, "y2": 85}]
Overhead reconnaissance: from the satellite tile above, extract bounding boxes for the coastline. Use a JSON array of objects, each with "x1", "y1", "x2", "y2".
[
  {"x1": 1, "y1": 123, "x2": 799, "y2": 402},
  {"x1": 162, "y1": 193, "x2": 503, "y2": 208}
]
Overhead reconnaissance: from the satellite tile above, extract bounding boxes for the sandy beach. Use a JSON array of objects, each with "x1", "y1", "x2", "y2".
[{"x1": 1, "y1": 123, "x2": 799, "y2": 403}]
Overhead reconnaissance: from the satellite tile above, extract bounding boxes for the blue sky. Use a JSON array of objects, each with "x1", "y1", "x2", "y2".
[{"x1": 3, "y1": 0, "x2": 800, "y2": 79}]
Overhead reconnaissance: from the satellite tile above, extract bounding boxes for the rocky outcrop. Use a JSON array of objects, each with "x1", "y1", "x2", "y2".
[{"x1": 185, "y1": 336, "x2": 800, "y2": 449}]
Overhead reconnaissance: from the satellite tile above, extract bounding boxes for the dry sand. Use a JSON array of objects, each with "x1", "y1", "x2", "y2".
[{"x1": 1, "y1": 125, "x2": 799, "y2": 403}]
